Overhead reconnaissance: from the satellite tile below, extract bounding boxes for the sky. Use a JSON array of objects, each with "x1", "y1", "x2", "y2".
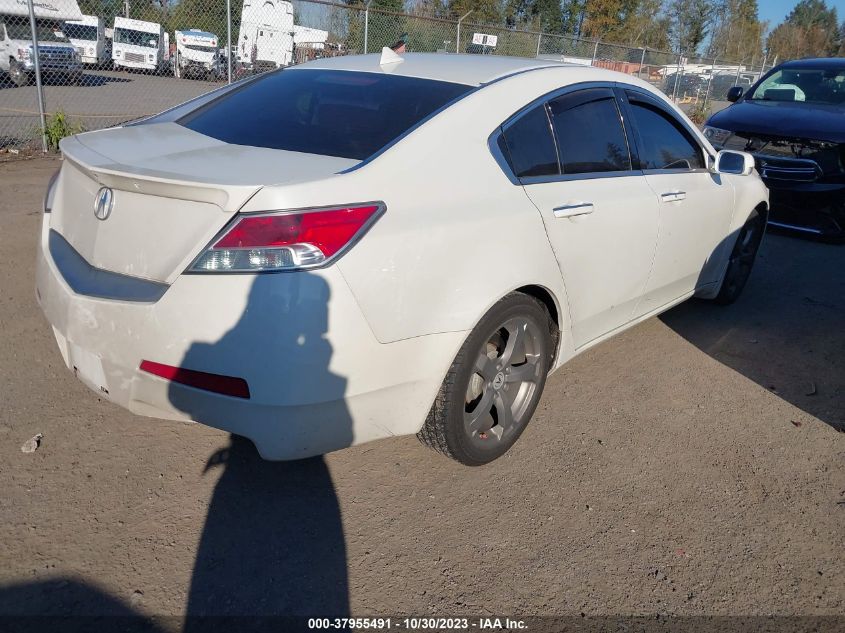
[{"x1": 759, "y1": 0, "x2": 845, "y2": 32}]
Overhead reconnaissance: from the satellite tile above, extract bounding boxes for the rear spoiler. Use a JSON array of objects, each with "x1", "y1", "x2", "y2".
[{"x1": 60, "y1": 135, "x2": 260, "y2": 213}]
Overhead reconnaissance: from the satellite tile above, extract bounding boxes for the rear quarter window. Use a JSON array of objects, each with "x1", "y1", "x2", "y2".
[{"x1": 178, "y1": 69, "x2": 473, "y2": 160}]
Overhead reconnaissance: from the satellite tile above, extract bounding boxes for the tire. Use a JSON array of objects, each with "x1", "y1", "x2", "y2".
[
  {"x1": 9, "y1": 59, "x2": 29, "y2": 87},
  {"x1": 418, "y1": 292, "x2": 555, "y2": 466},
  {"x1": 713, "y1": 208, "x2": 765, "y2": 305}
]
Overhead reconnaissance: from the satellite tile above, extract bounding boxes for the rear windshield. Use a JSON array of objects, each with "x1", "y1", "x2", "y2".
[{"x1": 178, "y1": 69, "x2": 473, "y2": 160}]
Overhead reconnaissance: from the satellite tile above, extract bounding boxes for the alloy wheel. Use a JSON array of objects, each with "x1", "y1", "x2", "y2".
[{"x1": 464, "y1": 317, "x2": 545, "y2": 448}]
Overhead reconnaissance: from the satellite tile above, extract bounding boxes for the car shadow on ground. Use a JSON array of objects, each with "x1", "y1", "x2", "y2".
[
  {"x1": 661, "y1": 232, "x2": 845, "y2": 432},
  {"x1": 0, "y1": 578, "x2": 166, "y2": 633}
]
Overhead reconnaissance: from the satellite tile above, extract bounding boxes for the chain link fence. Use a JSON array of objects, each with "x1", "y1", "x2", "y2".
[{"x1": 0, "y1": 0, "x2": 775, "y2": 152}]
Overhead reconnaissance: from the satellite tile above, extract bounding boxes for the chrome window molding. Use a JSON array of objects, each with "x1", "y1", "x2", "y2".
[{"x1": 520, "y1": 169, "x2": 645, "y2": 185}]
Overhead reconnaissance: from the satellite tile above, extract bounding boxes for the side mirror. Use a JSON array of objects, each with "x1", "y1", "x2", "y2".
[
  {"x1": 726, "y1": 86, "x2": 744, "y2": 102},
  {"x1": 715, "y1": 150, "x2": 755, "y2": 176}
]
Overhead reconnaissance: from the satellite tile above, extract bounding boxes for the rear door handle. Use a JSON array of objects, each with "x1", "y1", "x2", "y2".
[
  {"x1": 660, "y1": 191, "x2": 687, "y2": 202},
  {"x1": 553, "y1": 202, "x2": 594, "y2": 218}
]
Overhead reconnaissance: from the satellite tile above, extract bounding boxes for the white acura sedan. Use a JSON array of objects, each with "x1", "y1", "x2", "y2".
[{"x1": 36, "y1": 53, "x2": 768, "y2": 465}]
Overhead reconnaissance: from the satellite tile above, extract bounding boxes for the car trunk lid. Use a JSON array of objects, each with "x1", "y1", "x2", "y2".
[{"x1": 51, "y1": 123, "x2": 357, "y2": 285}]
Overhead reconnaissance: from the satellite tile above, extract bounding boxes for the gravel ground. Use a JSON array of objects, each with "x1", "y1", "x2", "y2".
[{"x1": 0, "y1": 157, "x2": 843, "y2": 629}]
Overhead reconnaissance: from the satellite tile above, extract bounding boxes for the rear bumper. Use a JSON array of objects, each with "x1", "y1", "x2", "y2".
[
  {"x1": 765, "y1": 180, "x2": 845, "y2": 238},
  {"x1": 36, "y1": 219, "x2": 465, "y2": 459}
]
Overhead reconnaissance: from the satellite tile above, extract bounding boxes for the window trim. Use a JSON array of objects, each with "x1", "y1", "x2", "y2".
[
  {"x1": 548, "y1": 87, "x2": 634, "y2": 177},
  {"x1": 489, "y1": 81, "x2": 641, "y2": 185},
  {"x1": 617, "y1": 87, "x2": 712, "y2": 174}
]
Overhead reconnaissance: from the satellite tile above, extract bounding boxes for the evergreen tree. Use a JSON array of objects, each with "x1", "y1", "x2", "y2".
[
  {"x1": 668, "y1": 0, "x2": 711, "y2": 54},
  {"x1": 766, "y1": 0, "x2": 839, "y2": 60},
  {"x1": 707, "y1": 0, "x2": 765, "y2": 62}
]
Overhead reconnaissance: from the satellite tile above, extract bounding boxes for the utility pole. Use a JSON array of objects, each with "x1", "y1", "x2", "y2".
[{"x1": 456, "y1": 10, "x2": 471, "y2": 54}]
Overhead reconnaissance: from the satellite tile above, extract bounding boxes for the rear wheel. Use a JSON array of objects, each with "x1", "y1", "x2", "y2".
[
  {"x1": 418, "y1": 293, "x2": 554, "y2": 466},
  {"x1": 713, "y1": 209, "x2": 765, "y2": 305},
  {"x1": 9, "y1": 59, "x2": 29, "y2": 87}
]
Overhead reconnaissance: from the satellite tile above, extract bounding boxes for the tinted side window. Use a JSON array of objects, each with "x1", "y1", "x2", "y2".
[
  {"x1": 500, "y1": 105, "x2": 559, "y2": 178},
  {"x1": 626, "y1": 97, "x2": 703, "y2": 170},
  {"x1": 548, "y1": 89, "x2": 631, "y2": 174}
]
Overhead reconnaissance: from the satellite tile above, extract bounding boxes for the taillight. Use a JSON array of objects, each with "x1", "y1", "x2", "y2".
[{"x1": 189, "y1": 202, "x2": 384, "y2": 273}]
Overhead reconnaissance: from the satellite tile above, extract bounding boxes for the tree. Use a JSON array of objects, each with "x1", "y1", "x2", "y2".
[
  {"x1": 561, "y1": 0, "x2": 585, "y2": 35},
  {"x1": 576, "y1": 0, "x2": 669, "y2": 48},
  {"x1": 707, "y1": 0, "x2": 765, "y2": 62},
  {"x1": 505, "y1": 0, "x2": 563, "y2": 33},
  {"x1": 766, "y1": 0, "x2": 839, "y2": 60},
  {"x1": 448, "y1": 0, "x2": 503, "y2": 25},
  {"x1": 668, "y1": 0, "x2": 711, "y2": 54},
  {"x1": 580, "y1": 0, "x2": 626, "y2": 40}
]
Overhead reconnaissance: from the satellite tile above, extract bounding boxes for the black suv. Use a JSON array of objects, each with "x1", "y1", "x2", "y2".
[{"x1": 704, "y1": 58, "x2": 845, "y2": 240}]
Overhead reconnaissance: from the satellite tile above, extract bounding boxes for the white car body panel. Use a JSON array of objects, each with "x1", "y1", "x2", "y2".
[
  {"x1": 37, "y1": 54, "x2": 768, "y2": 460},
  {"x1": 520, "y1": 174, "x2": 660, "y2": 349}
]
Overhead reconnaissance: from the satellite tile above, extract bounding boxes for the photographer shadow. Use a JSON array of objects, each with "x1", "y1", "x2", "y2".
[{"x1": 169, "y1": 272, "x2": 352, "y2": 628}]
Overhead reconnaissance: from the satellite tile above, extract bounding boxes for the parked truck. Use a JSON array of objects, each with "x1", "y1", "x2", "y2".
[
  {"x1": 112, "y1": 16, "x2": 168, "y2": 73},
  {"x1": 173, "y1": 28, "x2": 221, "y2": 79},
  {"x1": 237, "y1": 0, "x2": 294, "y2": 72},
  {"x1": 0, "y1": 0, "x2": 82, "y2": 86},
  {"x1": 64, "y1": 14, "x2": 109, "y2": 67}
]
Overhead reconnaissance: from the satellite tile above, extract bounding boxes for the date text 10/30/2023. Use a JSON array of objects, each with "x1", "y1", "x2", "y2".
[{"x1": 307, "y1": 617, "x2": 528, "y2": 630}]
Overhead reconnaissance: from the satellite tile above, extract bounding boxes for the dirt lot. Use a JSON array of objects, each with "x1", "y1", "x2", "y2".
[{"x1": 0, "y1": 157, "x2": 843, "y2": 629}]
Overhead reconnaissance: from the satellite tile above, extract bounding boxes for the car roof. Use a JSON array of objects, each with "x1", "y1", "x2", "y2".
[
  {"x1": 781, "y1": 57, "x2": 845, "y2": 70},
  {"x1": 291, "y1": 52, "x2": 577, "y2": 86}
]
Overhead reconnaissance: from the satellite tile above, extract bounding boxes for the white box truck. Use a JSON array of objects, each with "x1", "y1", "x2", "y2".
[
  {"x1": 64, "y1": 14, "x2": 109, "y2": 67},
  {"x1": 173, "y1": 28, "x2": 221, "y2": 79},
  {"x1": 0, "y1": 0, "x2": 83, "y2": 86},
  {"x1": 112, "y1": 16, "x2": 168, "y2": 73},
  {"x1": 237, "y1": 0, "x2": 293, "y2": 72}
]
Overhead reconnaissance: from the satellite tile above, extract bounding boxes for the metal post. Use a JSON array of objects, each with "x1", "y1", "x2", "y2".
[
  {"x1": 672, "y1": 54, "x2": 681, "y2": 101},
  {"x1": 456, "y1": 11, "x2": 471, "y2": 54},
  {"x1": 704, "y1": 57, "x2": 716, "y2": 108},
  {"x1": 124, "y1": 0, "x2": 129, "y2": 18},
  {"x1": 226, "y1": 0, "x2": 232, "y2": 83},
  {"x1": 733, "y1": 58, "x2": 742, "y2": 86},
  {"x1": 591, "y1": 39, "x2": 599, "y2": 65},
  {"x1": 638, "y1": 47, "x2": 646, "y2": 79},
  {"x1": 536, "y1": 32, "x2": 541, "y2": 58},
  {"x1": 363, "y1": 0, "x2": 371, "y2": 54},
  {"x1": 26, "y1": 0, "x2": 47, "y2": 152}
]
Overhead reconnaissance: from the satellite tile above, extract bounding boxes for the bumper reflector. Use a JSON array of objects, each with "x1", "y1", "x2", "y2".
[{"x1": 140, "y1": 360, "x2": 250, "y2": 399}]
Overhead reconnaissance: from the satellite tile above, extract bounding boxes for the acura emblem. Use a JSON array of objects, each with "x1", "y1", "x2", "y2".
[{"x1": 94, "y1": 187, "x2": 114, "y2": 221}]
